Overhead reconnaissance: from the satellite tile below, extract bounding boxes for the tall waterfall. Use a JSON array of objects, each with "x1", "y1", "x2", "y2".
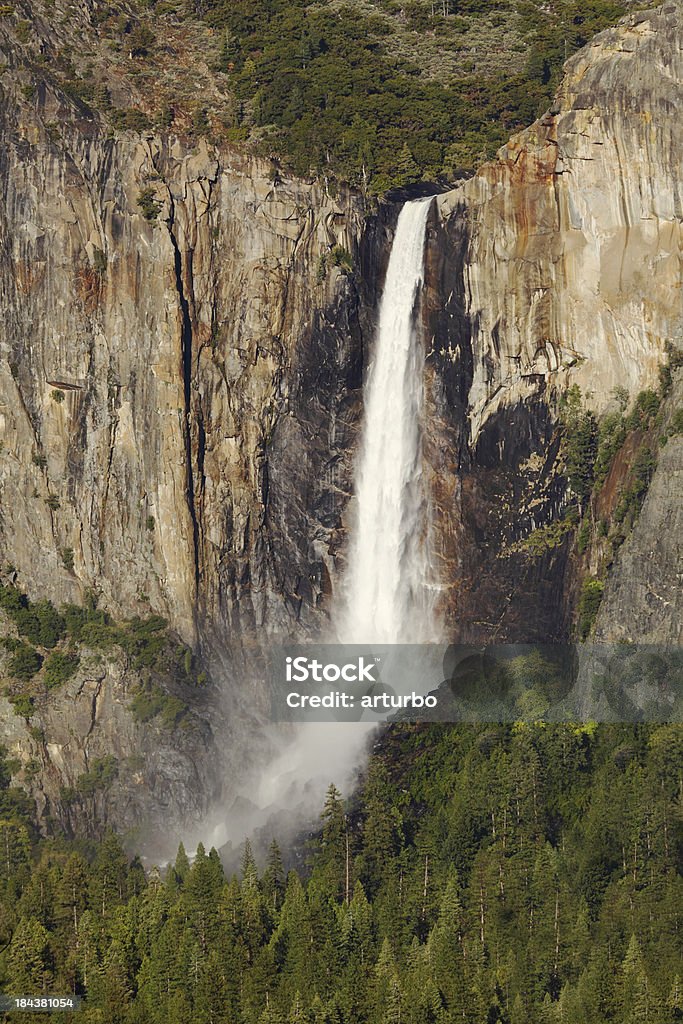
[
  {"x1": 339, "y1": 198, "x2": 437, "y2": 645},
  {"x1": 193, "y1": 199, "x2": 440, "y2": 860}
]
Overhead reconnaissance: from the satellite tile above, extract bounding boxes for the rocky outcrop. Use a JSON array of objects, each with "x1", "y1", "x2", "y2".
[
  {"x1": 1, "y1": 3, "x2": 680, "y2": 653},
  {"x1": 424, "y1": 1, "x2": 682, "y2": 641},
  {"x1": 1, "y1": 0, "x2": 681, "y2": 845},
  {"x1": 0, "y1": 648, "x2": 225, "y2": 857},
  {"x1": 436, "y1": 1, "x2": 682, "y2": 439},
  {"x1": 591, "y1": 372, "x2": 683, "y2": 643},
  {"x1": 0, "y1": 61, "x2": 395, "y2": 648}
]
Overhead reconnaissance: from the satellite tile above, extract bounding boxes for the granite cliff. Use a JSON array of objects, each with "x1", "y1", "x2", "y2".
[
  {"x1": 0, "y1": 2, "x2": 681, "y2": 839},
  {"x1": 424, "y1": 0, "x2": 682, "y2": 641}
]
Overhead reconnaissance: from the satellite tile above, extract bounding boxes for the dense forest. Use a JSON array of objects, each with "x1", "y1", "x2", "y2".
[
  {"x1": 194, "y1": 0, "x2": 655, "y2": 188},
  {"x1": 11, "y1": 0, "x2": 658, "y2": 192},
  {"x1": 1, "y1": 721, "x2": 681, "y2": 1022}
]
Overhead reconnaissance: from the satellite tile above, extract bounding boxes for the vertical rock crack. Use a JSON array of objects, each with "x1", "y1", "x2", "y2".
[{"x1": 166, "y1": 196, "x2": 201, "y2": 600}]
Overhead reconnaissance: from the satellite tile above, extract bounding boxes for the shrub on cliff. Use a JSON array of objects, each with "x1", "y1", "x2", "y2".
[
  {"x1": 136, "y1": 187, "x2": 162, "y2": 221},
  {"x1": 74, "y1": 755, "x2": 119, "y2": 796},
  {"x1": 578, "y1": 577, "x2": 604, "y2": 639},
  {"x1": 593, "y1": 410, "x2": 627, "y2": 486},
  {"x1": 559, "y1": 386, "x2": 598, "y2": 501},
  {"x1": 613, "y1": 445, "x2": 656, "y2": 525},
  {"x1": 7, "y1": 694, "x2": 35, "y2": 719},
  {"x1": 667, "y1": 408, "x2": 683, "y2": 437},
  {"x1": 0, "y1": 586, "x2": 65, "y2": 648},
  {"x1": 129, "y1": 681, "x2": 188, "y2": 728},
  {"x1": 43, "y1": 651, "x2": 80, "y2": 690},
  {"x1": 625, "y1": 389, "x2": 661, "y2": 431},
  {"x1": 7, "y1": 643, "x2": 43, "y2": 682}
]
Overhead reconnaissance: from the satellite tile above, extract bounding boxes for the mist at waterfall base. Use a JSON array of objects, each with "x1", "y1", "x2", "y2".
[{"x1": 193, "y1": 199, "x2": 440, "y2": 867}]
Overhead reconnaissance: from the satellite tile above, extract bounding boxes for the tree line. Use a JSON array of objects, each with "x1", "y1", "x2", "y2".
[{"x1": 0, "y1": 719, "x2": 681, "y2": 1022}]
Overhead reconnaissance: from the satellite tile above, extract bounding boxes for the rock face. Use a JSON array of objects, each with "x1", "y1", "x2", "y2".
[
  {"x1": 1, "y1": 3, "x2": 680, "y2": 653},
  {"x1": 424, "y1": 1, "x2": 682, "y2": 641},
  {"x1": 591, "y1": 372, "x2": 683, "y2": 644},
  {"x1": 0, "y1": 2, "x2": 681, "y2": 839},
  {"x1": 0, "y1": 69, "x2": 393, "y2": 649},
  {"x1": 436, "y1": 1, "x2": 682, "y2": 440},
  {"x1": 0, "y1": 648, "x2": 225, "y2": 856}
]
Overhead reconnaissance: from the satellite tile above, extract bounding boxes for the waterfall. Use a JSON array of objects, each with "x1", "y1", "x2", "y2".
[
  {"x1": 339, "y1": 197, "x2": 437, "y2": 645},
  {"x1": 191, "y1": 199, "x2": 441, "y2": 861}
]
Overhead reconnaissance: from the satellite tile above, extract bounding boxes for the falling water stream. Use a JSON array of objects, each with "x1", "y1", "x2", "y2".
[
  {"x1": 339, "y1": 197, "x2": 436, "y2": 644},
  {"x1": 194, "y1": 198, "x2": 440, "y2": 860}
]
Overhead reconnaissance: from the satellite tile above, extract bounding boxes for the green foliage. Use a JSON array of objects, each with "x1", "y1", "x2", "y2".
[
  {"x1": 1, "y1": 722, "x2": 680, "y2": 1022},
  {"x1": 184, "y1": 0, "x2": 649, "y2": 189},
  {"x1": 7, "y1": 643, "x2": 43, "y2": 682},
  {"x1": 145, "y1": 515, "x2": 156, "y2": 532},
  {"x1": 0, "y1": 587, "x2": 207, "y2": 719},
  {"x1": 128, "y1": 23, "x2": 155, "y2": 56},
  {"x1": 316, "y1": 254, "x2": 328, "y2": 284},
  {"x1": 50, "y1": 388, "x2": 65, "y2": 403},
  {"x1": 7, "y1": 694, "x2": 35, "y2": 719},
  {"x1": 578, "y1": 577, "x2": 604, "y2": 639},
  {"x1": 576, "y1": 518, "x2": 591, "y2": 555},
  {"x1": 559, "y1": 386, "x2": 597, "y2": 501},
  {"x1": 0, "y1": 587, "x2": 66, "y2": 648},
  {"x1": 613, "y1": 445, "x2": 655, "y2": 525},
  {"x1": 45, "y1": 495, "x2": 60, "y2": 511},
  {"x1": 43, "y1": 650, "x2": 80, "y2": 690},
  {"x1": 136, "y1": 186, "x2": 162, "y2": 221},
  {"x1": 117, "y1": 615, "x2": 169, "y2": 669},
  {"x1": 73, "y1": 755, "x2": 119, "y2": 796},
  {"x1": 110, "y1": 106, "x2": 153, "y2": 131},
  {"x1": 14, "y1": 17, "x2": 30, "y2": 42},
  {"x1": 593, "y1": 409, "x2": 627, "y2": 486},
  {"x1": 93, "y1": 247, "x2": 108, "y2": 274},
  {"x1": 625, "y1": 389, "x2": 660, "y2": 432},
  {"x1": 329, "y1": 245, "x2": 353, "y2": 275},
  {"x1": 192, "y1": 104, "x2": 209, "y2": 132},
  {"x1": 31, "y1": 452, "x2": 47, "y2": 469},
  {"x1": 129, "y1": 681, "x2": 188, "y2": 728},
  {"x1": 512, "y1": 507, "x2": 578, "y2": 556},
  {"x1": 60, "y1": 547, "x2": 74, "y2": 571}
]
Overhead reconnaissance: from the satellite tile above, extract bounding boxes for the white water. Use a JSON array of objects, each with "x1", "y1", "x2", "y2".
[
  {"x1": 339, "y1": 197, "x2": 437, "y2": 644},
  {"x1": 185, "y1": 199, "x2": 440, "y2": 863}
]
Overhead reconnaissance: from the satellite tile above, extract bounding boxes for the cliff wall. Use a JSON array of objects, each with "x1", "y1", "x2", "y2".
[
  {"x1": 426, "y1": 1, "x2": 682, "y2": 641},
  {"x1": 0, "y1": 2, "x2": 681, "y2": 839},
  {"x1": 0, "y1": 67, "x2": 393, "y2": 648}
]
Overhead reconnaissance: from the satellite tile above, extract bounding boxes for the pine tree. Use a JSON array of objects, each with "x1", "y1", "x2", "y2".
[
  {"x1": 263, "y1": 839, "x2": 286, "y2": 918},
  {"x1": 395, "y1": 143, "x2": 420, "y2": 187},
  {"x1": 428, "y1": 872, "x2": 467, "y2": 1014},
  {"x1": 668, "y1": 975, "x2": 682, "y2": 1020},
  {"x1": 7, "y1": 916, "x2": 53, "y2": 992},
  {"x1": 358, "y1": 764, "x2": 403, "y2": 899},
  {"x1": 240, "y1": 839, "x2": 267, "y2": 954},
  {"x1": 54, "y1": 852, "x2": 90, "y2": 938},
  {"x1": 316, "y1": 784, "x2": 352, "y2": 904},
  {"x1": 90, "y1": 830, "x2": 129, "y2": 918},
  {"x1": 271, "y1": 872, "x2": 313, "y2": 1005},
  {"x1": 370, "y1": 938, "x2": 403, "y2": 1024},
  {"x1": 184, "y1": 843, "x2": 225, "y2": 956},
  {"x1": 176, "y1": 842, "x2": 191, "y2": 876},
  {"x1": 218, "y1": 30, "x2": 238, "y2": 70},
  {"x1": 0, "y1": 819, "x2": 31, "y2": 892},
  {"x1": 620, "y1": 935, "x2": 652, "y2": 1024}
]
